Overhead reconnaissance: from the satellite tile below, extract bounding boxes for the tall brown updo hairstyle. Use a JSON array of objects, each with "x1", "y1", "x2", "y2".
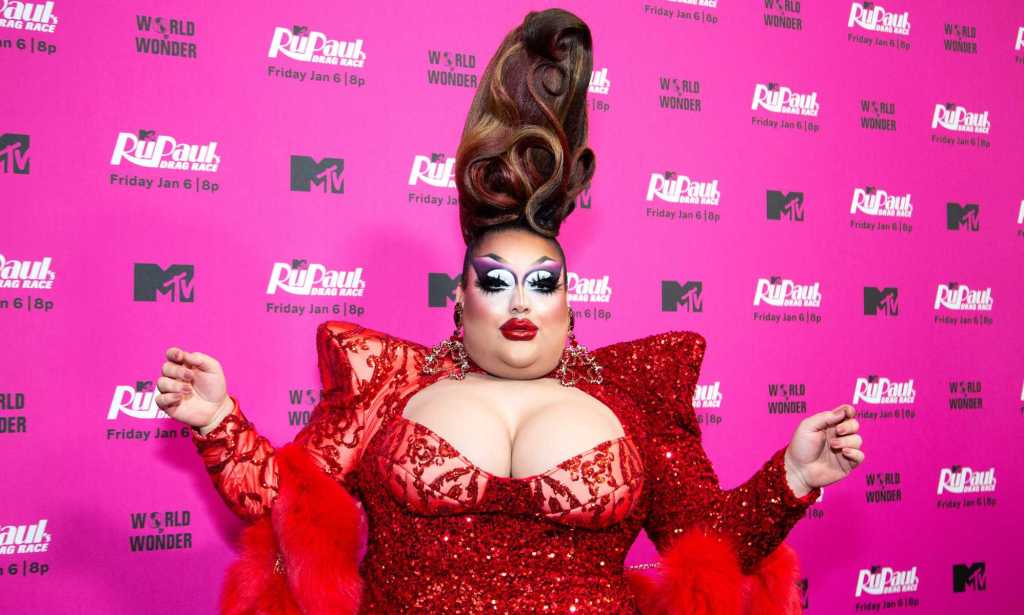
[{"x1": 456, "y1": 8, "x2": 595, "y2": 285}]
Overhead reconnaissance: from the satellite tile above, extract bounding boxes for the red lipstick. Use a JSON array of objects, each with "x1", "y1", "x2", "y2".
[{"x1": 499, "y1": 318, "x2": 538, "y2": 341}]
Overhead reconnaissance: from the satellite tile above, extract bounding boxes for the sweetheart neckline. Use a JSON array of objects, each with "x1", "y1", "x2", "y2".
[{"x1": 391, "y1": 414, "x2": 635, "y2": 483}]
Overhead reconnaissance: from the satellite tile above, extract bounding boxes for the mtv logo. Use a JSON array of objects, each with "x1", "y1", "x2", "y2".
[
  {"x1": 0, "y1": 133, "x2": 31, "y2": 174},
  {"x1": 952, "y1": 562, "x2": 986, "y2": 592},
  {"x1": 577, "y1": 187, "x2": 593, "y2": 210},
  {"x1": 864, "y1": 287, "x2": 899, "y2": 316},
  {"x1": 767, "y1": 190, "x2": 805, "y2": 221},
  {"x1": 133, "y1": 264, "x2": 195, "y2": 302},
  {"x1": 946, "y1": 202, "x2": 979, "y2": 231},
  {"x1": 291, "y1": 155, "x2": 345, "y2": 194},
  {"x1": 428, "y1": 272, "x2": 461, "y2": 307},
  {"x1": 661, "y1": 280, "x2": 703, "y2": 312}
]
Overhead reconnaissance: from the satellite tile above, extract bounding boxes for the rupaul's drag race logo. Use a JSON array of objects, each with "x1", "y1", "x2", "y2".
[
  {"x1": 268, "y1": 25, "x2": 366, "y2": 67},
  {"x1": 566, "y1": 273, "x2": 612, "y2": 303},
  {"x1": 931, "y1": 103, "x2": 990, "y2": 134},
  {"x1": 646, "y1": 171, "x2": 720, "y2": 205},
  {"x1": 0, "y1": 0, "x2": 58, "y2": 33},
  {"x1": 850, "y1": 186, "x2": 912, "y2": 218},
  {"x1": 853, "y1": 376, "x2": 916, "y2": 405},
  {"x1": 847, "y1": 2, "x2": 911, "y2": 36},
  {"x1": 934, "y1": 283, "x2": 992, "y2": 311},
  {"x1": 107, "y1": 381, "x2": 170, "y2": 421},
  {"x1": 751, "y1": 82, "x2": 819, "y2": 116},
  {"x1": 266, "y1": 259, "x2": 366, "y2": 297},
  {"x1": 409, "y1": 153, "x2": 456, "y2": 189},
  {"x1": 110, "y1": 130, "x2": 220, "y2": 172},
  {"x1": 589, "y1": 67, "x2": 610, "y2": 95},
  {"x1": 854, "y1": 565, "x2": 919, "y2": 597},
  {"x1": 753, "y1": 277, "x2": 822, "y2": 308},
  {"x1": 937, "y1": 465, "x2": 997, "y2": 495},
  {"x1": 692, "y1": 381, "x2": 722, "y2": 410},
  {"x1": 0, "y1": 253, "x2": 55, "y2": 290},
  {"x1": 0, "y1": 519, "x2": 51, "y2": 555}
]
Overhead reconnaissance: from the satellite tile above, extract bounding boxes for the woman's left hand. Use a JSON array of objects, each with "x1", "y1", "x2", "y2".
[{"x1": 783, "y1": 404, "x2": 865, "y2": 495}]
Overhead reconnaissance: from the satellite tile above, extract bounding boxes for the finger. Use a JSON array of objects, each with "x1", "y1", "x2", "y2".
[
  {"x1": 166, "y1": 347, "x2": 185, "y2": 364},
  {"x1": 181, "y1": 350, "x2": 218, "y2": 372},
  {"x1": 841, "y1": 447, "x2": 865, "y2": 465},
  {"x1": 803, "y1": 405, "x2": 854, "y2": 432},
  {"x1": 161, "y1": 361, "x2": 193, "y2": 382},
  {"x1": 156, "y1": 376, "x2": 191, "y2": 394},
  {"x1": 829, "y1": 433, "x2": 862, "y2": 450},
  {"x1": 835, "y1": 418, "x2": 860, "y2": 436},
  {"x1": 155, "y1": 391, "x2": 183, "y2": 411}
]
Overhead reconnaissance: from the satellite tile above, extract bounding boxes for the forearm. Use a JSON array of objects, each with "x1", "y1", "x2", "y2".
[
  {"x1": 645, "y1": 431, "x2": 820, "y2": 573},
  {"x1": 190, "y1": 395, "x2": 280, "y2": 522}
]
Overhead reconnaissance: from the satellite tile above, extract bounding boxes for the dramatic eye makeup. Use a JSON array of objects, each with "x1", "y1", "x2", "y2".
[{"x1": 471, "y1": 254, "x2": 564, "y2": 295}]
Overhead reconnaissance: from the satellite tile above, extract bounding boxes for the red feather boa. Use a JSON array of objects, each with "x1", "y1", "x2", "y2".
[
  {"x1": 220, "y1": 443, "x2": 363, "y2": 615},
  {"x1": 216, "y1": 445, "x2": 804, "y2": 614}
]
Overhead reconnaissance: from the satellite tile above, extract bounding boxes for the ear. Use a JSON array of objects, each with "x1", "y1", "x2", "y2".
[{"x1": 454, "y1": 284, "x2": 464, "y2": 304}]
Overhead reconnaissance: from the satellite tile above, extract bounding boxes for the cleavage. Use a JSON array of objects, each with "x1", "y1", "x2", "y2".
[{"x1": 400, "y1": 374, "x2": 626, "y2": 479}]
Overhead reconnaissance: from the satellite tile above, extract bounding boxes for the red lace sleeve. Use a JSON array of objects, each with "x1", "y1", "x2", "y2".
[
  {"x1": 189, "y1": 320, "x2": 391, "y2": 523},
  {"x1": 596, "y1": 331, "x2": 821, "y2": 574}
]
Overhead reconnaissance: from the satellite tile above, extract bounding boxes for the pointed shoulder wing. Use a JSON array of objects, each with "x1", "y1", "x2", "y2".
[
  {"x1": 315, "y1": 320, "x2": 431, "y2": 410},
  {"x1": 591, "y1": 330, "x2": 707, "y2": 437}
]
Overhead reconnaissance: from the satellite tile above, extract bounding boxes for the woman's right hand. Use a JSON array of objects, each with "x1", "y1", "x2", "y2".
[{"x1": 156, "y1": 347, "x2": 233, "y2": 432}]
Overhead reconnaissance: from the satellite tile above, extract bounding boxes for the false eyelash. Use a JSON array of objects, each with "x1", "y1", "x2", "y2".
[
  {"x1": 531, "y1": 281, "x2": 564, "y2": 294},
  {"x1": 474, "y1": 278, "x2": 508, "y2": 294}
]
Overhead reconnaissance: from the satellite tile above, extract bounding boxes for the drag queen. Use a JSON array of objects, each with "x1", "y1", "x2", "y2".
[{"x1": 157, "y1": 8, "x2": 864, "y2": 614}]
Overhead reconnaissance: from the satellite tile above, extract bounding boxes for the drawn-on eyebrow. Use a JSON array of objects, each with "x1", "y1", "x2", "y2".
[{"x1": 479, "y1": 253, "x2": 558, "y2": 265}]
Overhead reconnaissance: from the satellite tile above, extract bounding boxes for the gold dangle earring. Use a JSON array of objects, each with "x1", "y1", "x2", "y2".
[
  {"x1": 557, "y1": 305, "x2": 603, "y2": 386},
  {"x1": 421, "y1": 301, "x2": 471, "y2": 379}
]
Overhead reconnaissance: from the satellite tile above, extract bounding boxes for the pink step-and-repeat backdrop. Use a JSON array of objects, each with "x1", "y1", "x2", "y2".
[{"x1": 2, "y1": 1, "x2": 1023, "y2": 613}]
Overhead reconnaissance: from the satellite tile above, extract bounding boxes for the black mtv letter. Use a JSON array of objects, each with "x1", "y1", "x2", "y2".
[
  {"x1": 952, "y1": 562, "x2": 986, "y2": 592},
  {"x1": 428, "y1": 273, "x2": 461, "y2": 307},
  {"x1": 291, "y1": 156, "x2": 345, "y2": 193},
  {"x1": 134, "y1": 264, "x2": 195, "y2": 302},
  {"x1": 767, "y1": 190, "x2": 804, "y2": 221},
  {"x1": 864, "y1": 287, "x2": 899, "y2": 316},
  {"x1": 661, "y1": 280, "x2": 703, "y2": 312},
  {"x1": 0, "y1": 133, "x2": 31, "y2": 174},
  {"x1": 946, "y1": 202, "x2": 979, "y2": 231}
]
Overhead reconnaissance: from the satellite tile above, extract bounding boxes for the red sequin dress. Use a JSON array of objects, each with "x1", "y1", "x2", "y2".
[{"x1": 191, "y1": 321, "x2": 820, "y2": 613}]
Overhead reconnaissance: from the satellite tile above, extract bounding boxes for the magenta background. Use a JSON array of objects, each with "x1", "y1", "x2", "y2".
[{"x1": 2, "y1": 1, "x2": 1023, "y2": 613}]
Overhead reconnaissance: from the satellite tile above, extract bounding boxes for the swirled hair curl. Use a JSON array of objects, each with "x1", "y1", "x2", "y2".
[{"x1": 455, "y1": 8, "x2": 595, "y2": 249}]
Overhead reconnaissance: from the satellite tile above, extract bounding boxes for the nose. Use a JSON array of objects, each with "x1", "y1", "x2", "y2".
[{"x1": 510, "y1": 282, "x2": 529, "y2": 314}]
